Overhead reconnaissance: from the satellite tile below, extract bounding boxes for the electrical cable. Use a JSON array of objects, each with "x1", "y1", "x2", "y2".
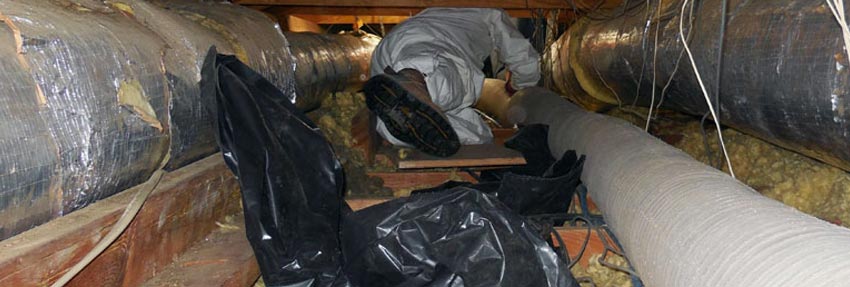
[
  {"x1": 679, "y1": 0, "x2": 736, "y2": 178},
  {"x1": 51, "y1": 169, "x2": 166, "y2": 287},
  {"x1": 699, "y1": 111, "x2": 719, "y2": 169},
  {"x1": 568, "y1": 216, "x2": 593, "y2": 269},
  {"x1": 714, "y1": 0, "x2": 729, "y2": 155},
  {"x1": 594, "y1": 226, "x2": 640, "y2": 277},
  {"x1": 645, "y1": 0, "x2": 663, "y2": 131},
  {"x1": 653, "y1": 0, "x2": 698, "y2": 120},
  {"x1": 826, "y1": 0, "x2": 850, "y2": 63},
  {"x1": 629, "y1": 0, "x2": 655, "y2": 108}
]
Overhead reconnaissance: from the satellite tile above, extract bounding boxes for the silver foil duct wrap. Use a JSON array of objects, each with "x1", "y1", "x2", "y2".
[{"x1": 0, "y1": 0, "x2": 297, "y2": 240}]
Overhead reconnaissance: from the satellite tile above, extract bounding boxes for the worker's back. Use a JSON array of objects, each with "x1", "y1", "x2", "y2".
[{"x1": 375, "y1": 8, "x2": 504, "y2": 71}]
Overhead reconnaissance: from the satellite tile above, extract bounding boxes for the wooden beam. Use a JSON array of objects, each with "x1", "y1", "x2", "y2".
[
  {"x1": 351, "y1": 108, "x2": 381, "y2": 164},
  {"x1": 235, "y1": 0, "x2": 569, "y2": 9},
  {"x1": 141, "y1": 215, "x2": 260, "y2": 287},
  {"x1": 287, "y1": 15, "x2": 324, "y2": 32},
  {"x1": 368, "y1": 171, "x2": 476, "y2": 192},
  {"x1": 294, "y1": 14, "x2": 408, "y2": 24},
  {"x1": 0, "y1": 155, "x2": 241, "y2": 286},
  {"x1": 270, "y1": 6, "x2": 423, "y2": 16},
  {"x1": 267, "y1": 6, "x2": 569, "y2": 18}
]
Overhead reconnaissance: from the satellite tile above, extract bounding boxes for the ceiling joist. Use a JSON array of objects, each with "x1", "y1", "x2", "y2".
[{"x1": 234, "y1": 0, "x2": 570, "y2": 9}]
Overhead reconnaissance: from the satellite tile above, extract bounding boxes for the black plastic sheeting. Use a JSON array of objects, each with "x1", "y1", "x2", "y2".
[
  {"x1": 342, "y1": 188, "x2": 578, "y2": 287},
  {"x1": 208, "y1": 52, "x2": 580, "y2": 287},
  {"x1": 558, "y1": 0, "x2": 850, "y2": 171},
  {"x1": 204, "y1": 50, "x2": 348, "y2": 286}
]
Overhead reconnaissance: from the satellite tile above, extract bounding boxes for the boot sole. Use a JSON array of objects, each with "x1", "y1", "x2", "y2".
[{"x1": 364, "y1": 74, "x2": 460, "y2": 157}]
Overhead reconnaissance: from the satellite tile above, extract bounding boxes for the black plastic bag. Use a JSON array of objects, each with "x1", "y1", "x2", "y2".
[
  {"x1": 202, "y1": 48, "x2": 350, "y2": 287},
  {"x1": 341, "y1": 187, "x2": 579, "y2": 287},
  {"x1": 205, "y1": 51, "x2": 581, "y2": 286}
]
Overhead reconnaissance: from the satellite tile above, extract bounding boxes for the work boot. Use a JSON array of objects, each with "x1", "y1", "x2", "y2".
[{"x1": 364, "y1": 67, "x2": 460, "y2": 157}]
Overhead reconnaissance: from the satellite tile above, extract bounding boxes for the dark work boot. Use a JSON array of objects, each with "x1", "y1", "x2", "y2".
[{"x1": 364, "y1": 67, "x2": 460, "y2": 157}]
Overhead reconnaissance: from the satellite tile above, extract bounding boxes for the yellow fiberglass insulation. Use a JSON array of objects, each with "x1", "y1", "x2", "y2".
[
  {"x1": 570, "y1": 253, "x2": 633, "y2": 287},
  {"x1": 606, "y1": 108, "x2": 850, "y2": 227},
  {"x1": 311, "y1": 92, "x2": 394, "y2": 197}
]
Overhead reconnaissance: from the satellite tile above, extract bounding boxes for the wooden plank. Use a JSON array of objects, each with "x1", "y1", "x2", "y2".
[
  {"x1": 491, "y1": 128, "x2": 516, "y2": 146},
  {"x1": 398, "y1": 144, "x2": 526, "y2": 169},
  {"x1": 235, "y1": 0, "x2": 569, "y2": 9},
  {"x1": 119, "y1": 157, "x2": 241, "y2": 286},
  {"x1": 347, "y1": 198, "x2": 392, "y2": 211},
  {"x1": 351, "y1": 108, "x2": 380, "y2": 164},
  {"x1": 0, "y1": 155, "x2": 240, "y2": 287},
  {"x1": 286, "y1": 15, "x2": 324, "y2": 32},
  {"x1": 141, "y1": 216, "x2": 259, "y2": 287},
  {"x1": 268, "y1": 6, "x2": 573, "y2": 18},
  {"x1": 269, "y1": 6, "x2": 423, "y2": 16},
  {"x1": 368, "y1": 171, "x2": 476, "y2": 191},
  {"x1": 555, "y1": 227, "x2": 616, "y2": 268}
]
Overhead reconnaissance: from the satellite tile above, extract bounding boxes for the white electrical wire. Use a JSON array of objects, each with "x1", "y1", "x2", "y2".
[
  {"x1": 826, "y1": 0, "x2": 850, "y2": 63},
  {"x1": 679, "y1": 0, "x2": 736, "y2": 178},
  {"x1": 645, "y1": 0, "x2": 663, "y2": 131}
]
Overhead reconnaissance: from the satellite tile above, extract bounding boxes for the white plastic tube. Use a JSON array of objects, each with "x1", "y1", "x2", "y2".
[{"x1": 507, "y1": 87, "x2": 850, "y2": 287}]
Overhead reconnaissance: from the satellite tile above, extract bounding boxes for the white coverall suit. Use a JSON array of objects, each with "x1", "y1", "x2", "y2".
[{"x1": 370, "y1": 8, "x2": 541, "y2": 145}]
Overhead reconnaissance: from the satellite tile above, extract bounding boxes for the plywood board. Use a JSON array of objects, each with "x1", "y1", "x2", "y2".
[{"x1": 398, "y1": 144, "x2": 526, "y2": 169}]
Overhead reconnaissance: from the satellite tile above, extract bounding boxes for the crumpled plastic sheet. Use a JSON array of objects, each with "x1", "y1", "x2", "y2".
[
  {"x1": 342, "y1": 188, "x2": 579, "y2": 287},
  {"x1": 284, "y1": 32, "x2": 380, "y2": 111},
  {"x1": 0, "y1": 0, "x2": 300, "y2": 240},
  {"x1": 209, "y1": 53, "x2": 580, "y2": 287}
]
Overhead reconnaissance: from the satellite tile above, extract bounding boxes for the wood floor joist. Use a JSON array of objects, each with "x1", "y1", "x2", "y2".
[
  {"x1": 0, "y1": 155, "x2": 241, "y2": 287},
  {"x1": 140, "y1": 215, "x2": 259, "y2": 287}
]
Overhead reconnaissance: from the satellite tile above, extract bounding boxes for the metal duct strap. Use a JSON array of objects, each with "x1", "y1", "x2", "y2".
[
  {"x1": 507, "y1": 87, "x2": 850, "y2": 287},
  {"x1": 550, "y1": 0, "x2": 850, "y2": 171}
]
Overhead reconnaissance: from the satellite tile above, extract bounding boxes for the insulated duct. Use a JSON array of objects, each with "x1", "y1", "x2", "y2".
[
  {"x1": 507, "y1": 87, "x2": 850, "y2": 287},
  {"x1": 285, "y1": 32, "x2": 380, "y2": 111},
  {"x1": 0, "y1": 0, "x2": 297, "y2": 240},
  {"x1": 550, "y1": 0, "x2": 850, "y2": 171}
]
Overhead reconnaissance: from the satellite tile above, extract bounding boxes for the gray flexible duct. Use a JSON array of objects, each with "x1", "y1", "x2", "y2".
[{"x1": 507, "y1": 87, "x2": 850, "y2": 287}]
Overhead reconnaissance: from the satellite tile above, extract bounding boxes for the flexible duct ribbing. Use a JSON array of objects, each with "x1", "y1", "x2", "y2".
[
  {"x1": 508, "y1": 88, "x2": 850, "y2": 287},
  {"x1": 285, "y1": 32, "x2": 380, "y2": 111},
  {"x1": 550, "y1": 0, "x2": 850, "y2": 171}
]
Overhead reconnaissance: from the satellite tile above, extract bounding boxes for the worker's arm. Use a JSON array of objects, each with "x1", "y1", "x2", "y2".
[{"x1": 487, "y1": 9, "x2": 541, "y2": 90}]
